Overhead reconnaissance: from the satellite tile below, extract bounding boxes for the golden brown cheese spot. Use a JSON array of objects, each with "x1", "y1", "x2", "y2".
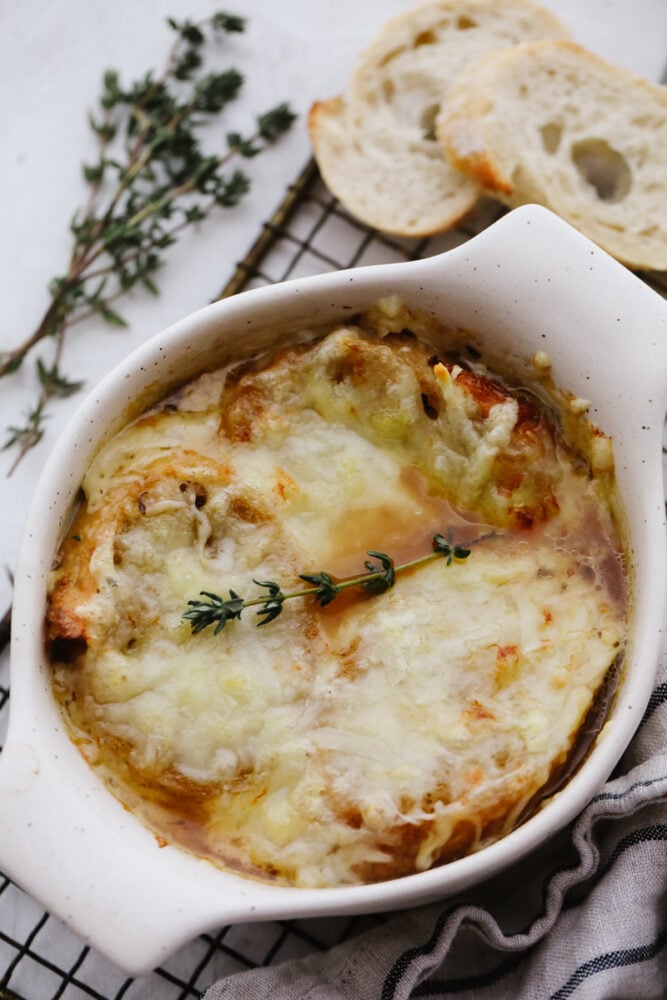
[
  {"x1": 220, "y1": 384, "x2": 266, "y2": 443},
  {"x1": 464, "y1": 701, "x2": 496, "y2": 722},
  {"x1": 47, "y1": 304, "x2": 628, "y2": 889},
  {"x1": 466, "y1": 381, "x2": 562, "y2": 528}
]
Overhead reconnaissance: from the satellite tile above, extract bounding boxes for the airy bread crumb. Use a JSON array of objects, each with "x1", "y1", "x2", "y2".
[
  {"x1": 308, "y1": 0, "x2": 570, "y2": 236},
  {"x1": 438, "y1": 39, "x2": 667, "y2": 270}
]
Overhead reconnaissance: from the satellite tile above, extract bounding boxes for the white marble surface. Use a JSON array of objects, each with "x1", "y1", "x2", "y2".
[{"x1": 0, "y1": 1, "x2": 666, "y2": 627}]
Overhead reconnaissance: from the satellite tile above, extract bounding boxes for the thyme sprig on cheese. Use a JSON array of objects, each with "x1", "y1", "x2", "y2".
[{"x1": 183, "y1": 531, "x2": 493, "y2": 636}]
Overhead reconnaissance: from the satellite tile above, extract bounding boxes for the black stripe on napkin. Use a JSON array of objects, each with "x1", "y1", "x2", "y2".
[
  {"x1": 548, "y1": 925, "x2": 667, "y2": 999},
  {"x1": 638, "y1": 680, "x2": 667, "y2": 729},
  {"x1": 592, "y1": 772, "x2": 667, "y2": 804},
  {"x1": 383, "y1": 824, "x2": 667, "y2": 998}
]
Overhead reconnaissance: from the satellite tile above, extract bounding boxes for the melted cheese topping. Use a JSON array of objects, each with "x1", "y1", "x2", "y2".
[{"x1": 48, "y1": 300, "x2": 628, "y2": 887}]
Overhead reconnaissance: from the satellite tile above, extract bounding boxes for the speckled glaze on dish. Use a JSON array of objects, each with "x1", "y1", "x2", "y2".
[{"x1": 1, "y1": 206, "x2": 665, "y2": 975}]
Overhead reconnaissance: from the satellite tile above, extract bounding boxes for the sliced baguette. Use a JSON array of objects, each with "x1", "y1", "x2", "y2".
[
  {"x1": 308, "y1": 0, "x2": 570, "y2": 236},
  {"x1": 438, "y1": 39, "x2": 667, "y2": 270}
]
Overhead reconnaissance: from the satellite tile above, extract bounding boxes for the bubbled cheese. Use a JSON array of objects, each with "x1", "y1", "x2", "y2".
[{"x1": 47, "y1": 301, "x2": 628, "y2": 887}]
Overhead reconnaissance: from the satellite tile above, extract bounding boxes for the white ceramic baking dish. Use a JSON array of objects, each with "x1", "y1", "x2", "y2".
[{"x1": 0, "y1": 205, "x2": 665, "y2": 975}]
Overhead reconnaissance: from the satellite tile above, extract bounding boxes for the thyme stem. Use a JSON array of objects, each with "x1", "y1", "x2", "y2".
[
  {"x1": 183, "y1": 531, "x2": 496, "y2": 636},
  {"x1": 1, "y1": 10, "x2": 296, "y2": 472}
]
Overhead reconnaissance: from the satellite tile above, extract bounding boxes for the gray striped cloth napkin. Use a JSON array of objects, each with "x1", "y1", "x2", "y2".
[{"x1": 204, "y1": 606, "x2": 667, "y2": 1000}]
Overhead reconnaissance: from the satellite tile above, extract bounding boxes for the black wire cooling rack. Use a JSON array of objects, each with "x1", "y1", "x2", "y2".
[{"x1": 0, "y1": 159, "x2": 665, "y2": 1000}]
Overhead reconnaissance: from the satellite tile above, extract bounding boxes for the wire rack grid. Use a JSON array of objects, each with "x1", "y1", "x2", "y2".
[{"x1": 0, "y1": 160, "x2": 664, "y2": 1000}]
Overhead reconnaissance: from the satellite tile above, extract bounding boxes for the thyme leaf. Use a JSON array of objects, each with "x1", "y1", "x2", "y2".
[
  {"x1": 432, "y1": 531, "x2": 472, "y2": 564},
  {"x1": 182, "y1": 589, "x2": 244, "y2": 635},
  {"x1": 1, "y1": 10, "x2": 296, "y2": 473},
  {"x1": 252, "y1": 579, "x2": 285, "y2": 625},
  {"x1": 183, "y1": 530, "x2": 495, "y2": 638},
  {"x1": 2, "y1": 405, "x2": 47, "y2": 454},
  {"x1": 297, "y1": 571, "x2": 342, "y2": 608},
  {"x1": 36, "y1": 359, "x2": 85, "y2": 399},
  {"x1": 362, "y1": 550, "x2": 395, "y2": 594}
]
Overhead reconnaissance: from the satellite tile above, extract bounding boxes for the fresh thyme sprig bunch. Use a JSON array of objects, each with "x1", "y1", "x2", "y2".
[
  {"x1": 183, "y1": 531, "x2": 494, "y2": 637},
  {"x1": 1, "y1": 12, "x2": 296, "y2": 473}
]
